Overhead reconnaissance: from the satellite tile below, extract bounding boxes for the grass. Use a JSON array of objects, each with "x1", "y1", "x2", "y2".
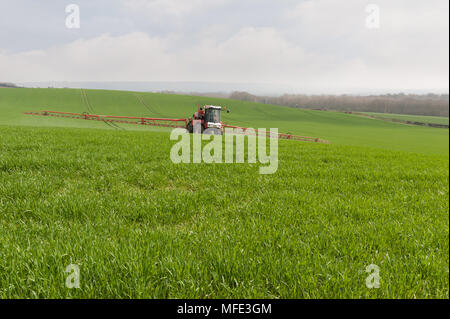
[{"x1": 0, "y1": 88, "x2": 448, "y2": 298}]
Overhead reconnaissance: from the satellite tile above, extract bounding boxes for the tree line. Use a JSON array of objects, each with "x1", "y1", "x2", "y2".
[
  {"x1": 229, "y1": 91, "x2": 449, "y2": 117},
  {"x1": 0, "y1": 82, "x2": 19, "y2": 88}
]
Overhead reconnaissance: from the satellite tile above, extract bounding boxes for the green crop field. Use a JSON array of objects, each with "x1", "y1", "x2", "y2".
[
  {"x1": 362, "y1": 112, "x2": 449, "y2": 126},
  {"x1": 0, "y1": 88, "x2": 448, "y2": 298},
  {"x1": 0, "y1": 88, "x2": 448, "y2": 155}
]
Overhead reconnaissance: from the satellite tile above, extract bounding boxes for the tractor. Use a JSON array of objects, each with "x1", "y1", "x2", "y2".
[
  {"x1": 24, "y1": 103, "x2": 330, "y2": 143},
  {"x1": 186, "y1": 105, "x2": 229, "y2": 134}
]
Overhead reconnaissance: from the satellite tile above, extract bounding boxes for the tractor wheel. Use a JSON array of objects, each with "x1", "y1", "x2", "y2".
[{"x1": 186, "y1": 122, "x2": 193, "y2": 133}]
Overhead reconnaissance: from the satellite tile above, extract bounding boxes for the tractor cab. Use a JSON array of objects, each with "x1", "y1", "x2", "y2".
[
  {"x1": 187, "y1": 105, "x2": 227, "y2": 134},
  {"x1": 203, "y1": 105, "x2": 222, "y2": 129}
]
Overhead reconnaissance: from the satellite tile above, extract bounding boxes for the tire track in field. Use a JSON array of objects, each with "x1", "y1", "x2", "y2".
[
  {"x1": 105, "y1": 118, "x2": 125, "y2": 130},
  {"x1": 81, "y1": 89, "x2": 124, "y2": 130},
  {"x1": 81, "y1": 89, "x2": 95, "y2": 114},
  {"x1": 134, "y1": 94, "x2": 163, "y2": 117}
]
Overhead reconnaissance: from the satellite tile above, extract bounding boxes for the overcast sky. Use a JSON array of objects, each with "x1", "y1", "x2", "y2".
[{"x1": 0, "y1": 0, "x2": 448, "y2": 94}]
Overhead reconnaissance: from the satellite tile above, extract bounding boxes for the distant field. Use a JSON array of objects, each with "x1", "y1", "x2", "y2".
[
  {"x1": 0, "y1": 88, "x2": 448, "y2": 155},
  {"x1": 0, "y1": 88, "x2": 448, "y2": 298},
  {"x1": 362, "y1": 112, "x2": 449, "y2": 126}
]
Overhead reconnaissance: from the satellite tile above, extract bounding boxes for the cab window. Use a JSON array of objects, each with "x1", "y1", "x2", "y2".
[{"x1": 206, "y1": 109, "x2": 220, "y2": 123}]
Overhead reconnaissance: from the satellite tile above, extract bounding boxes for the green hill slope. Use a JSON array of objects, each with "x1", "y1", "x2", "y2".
[{"x1": 0, "y1": 87, "x2": 448, "y2": 155}]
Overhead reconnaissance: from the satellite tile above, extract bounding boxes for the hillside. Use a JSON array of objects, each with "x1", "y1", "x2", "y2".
[
  {"x1": 0, "y1": 88, "x2": 448, "y2": 155},
  {"x1": 0, "y1": 83, "x2": 19, "y2": 88}
]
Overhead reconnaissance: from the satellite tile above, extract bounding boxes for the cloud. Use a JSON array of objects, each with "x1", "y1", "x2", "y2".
[
  {"x1": 0, "y1": 0, "x2": 448, "y2": 92},
  {"x1": 1, "y1": 32, "x2": 171, "y2": 82},
  {"x1": 1, "y1": 29, "x2": 309, "y2": 83},
  {"x1": 121, "y1": 0, "x2": 227, "y2": 17}
]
